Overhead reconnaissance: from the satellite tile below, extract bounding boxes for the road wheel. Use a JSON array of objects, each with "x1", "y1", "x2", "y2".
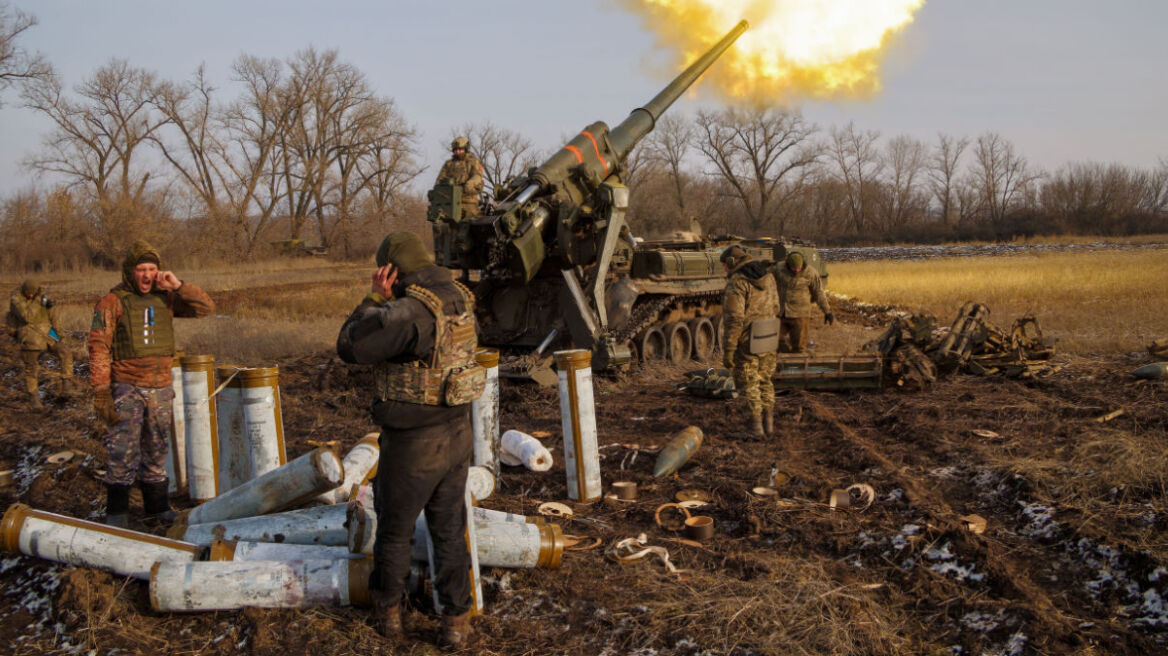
[
  {"x1": 637, "y1": 327, "x2": 666, "y2": 361},
  {"x1": 663, "y1": 322, "x2": 692, "y2": 364},
  {"x1": 713, "y1": 315, "x2": 725, "y2": 353},
  {"x1": 688, "y1": 317, "x2": 715, "y2": 361}
]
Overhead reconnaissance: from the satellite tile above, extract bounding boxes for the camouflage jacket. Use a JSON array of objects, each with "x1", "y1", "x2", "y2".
[
  {"x1": 336, "y1": 266, "x2": 475, "y2": 434},
  {"x1": 7, "y1": 286, "x2": 60, "y2": 350},
  {"x1": 774, "y1": 265, "x2": 831, "y2": 318},
  {"x1": 722, "y1": 261, "x2": 780, "y2": 353},
  {"x1": 88, "y1": 282, "x2": 214, "y2": 389},
  {"x1": 436, "y1": 154, "x2": 484, "y2": 202}
]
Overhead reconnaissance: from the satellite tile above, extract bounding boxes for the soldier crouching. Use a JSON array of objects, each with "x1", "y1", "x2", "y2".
[{"x1": 336, "y1": 232, "x2": 485, "y2": 648}]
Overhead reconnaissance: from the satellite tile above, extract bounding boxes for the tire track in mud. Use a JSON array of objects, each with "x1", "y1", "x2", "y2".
[{"x1": 803, "y1": 397, "x2": 1080, "y2": 643}]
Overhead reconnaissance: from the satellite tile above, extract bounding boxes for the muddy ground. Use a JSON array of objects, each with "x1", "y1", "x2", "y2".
[{"x1": 1, "y1": 306, "x2": 1166, "y2": 655}]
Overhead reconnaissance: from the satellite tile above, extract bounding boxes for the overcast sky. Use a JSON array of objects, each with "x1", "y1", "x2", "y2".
[{"x1": 0, "y1": 0, "x2": 1164, "y2": 196}]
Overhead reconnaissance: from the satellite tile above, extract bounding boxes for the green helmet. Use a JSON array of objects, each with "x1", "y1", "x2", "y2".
[
  {"x1": 786, "y1": 252, "x2": 804, "y2": 271},
  {"x1": 451, "y1": 136, "x2": 469, "y2": 151},
  {"x1": 20, "y1": 279, "x2": 40, "y2": 298}
]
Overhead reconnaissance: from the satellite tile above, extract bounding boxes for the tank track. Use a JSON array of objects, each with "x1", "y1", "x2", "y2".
[{"x1": 610, "y1": 290, "x2": 722, "y2": 344}]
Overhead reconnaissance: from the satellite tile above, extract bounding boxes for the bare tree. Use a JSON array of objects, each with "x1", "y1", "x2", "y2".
[
  {"x1": 448, "y1": 121, "x2": 537, "y2": 198},
  {"x1": 826, "y1": 123, "x2": 883, "y2": 235},
  {"x1": 968, "y1": 132, "x2": 1037, "y2": 232},
  {"x1": 880, "y1": 135, "x2": 927, "y2": 232},
  {"x1": 22, "y1": 59, "x2": 167, "y2": 257},
  {"x1": 928, "y1": 133, "x2": 969, "y2": 226},
  {"x1": 642, "y1": 114, "x2": 695, "y2": 215},
  {"x1": 694, "y1": 106, "x2": 818, "y2": 236},
  {"x1": 0, "y1": 2, "x2": 50, "y2": 104}
]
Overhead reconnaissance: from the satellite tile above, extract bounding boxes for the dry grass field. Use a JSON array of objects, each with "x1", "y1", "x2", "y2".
[{"x1": 828, "y1": 248, "x2": 1168, "y2": 354}]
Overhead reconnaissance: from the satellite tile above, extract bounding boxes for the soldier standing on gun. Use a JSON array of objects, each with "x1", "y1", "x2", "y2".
[
  {"x1": 336, "y1": 232, "x2": 486, "y2": 648},
  {"x1": 7, "y1": 279, "x2": 74, "y2": 408},
  {"x1": 720, "y1": 245, "x2": 780, "y2": 438},
  {"x1": 436, "y1": 136, "x2": 484, "y2": 219},
  {"x1": 88, "y1": 240, "x2": 214, "y2": 527},
  {"x1": 774, "y1": 252, "x2": 834, "y2": 353}
]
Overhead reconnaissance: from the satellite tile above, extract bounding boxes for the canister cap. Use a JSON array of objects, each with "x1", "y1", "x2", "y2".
[{"x1": 553, "y1": 349, "x2": 592, "y2": 368}]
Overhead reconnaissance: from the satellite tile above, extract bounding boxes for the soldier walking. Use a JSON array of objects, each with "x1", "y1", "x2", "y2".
[
  {"x1": 720, "y1": 245, "x2": 780, "y2": 437},
  {"x1": 436, "y1": 136, "x2": 484, "y2": 219},
  {"x1": 774, "y1": 252, "x2": 834, "y2": 353},
  {"x1": 7, "y1": 279, "x2": 74, "y2": 408},
  {"x1": 336, "y1": 232, "x2": 486, "y2": 648},
  {"x1": 88, "y1": 240, "x2": 214, "y2": 527}
]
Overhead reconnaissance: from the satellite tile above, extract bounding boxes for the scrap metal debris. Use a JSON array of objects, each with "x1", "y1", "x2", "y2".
[
  {"x1": 865, "y1": 303, "x2": 1057, "y2": 386},
  {"x1": 606, "y1": 534, "x2": 681, "y2": 575}
]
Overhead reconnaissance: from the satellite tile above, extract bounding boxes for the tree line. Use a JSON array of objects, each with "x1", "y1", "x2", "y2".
[{"x1": 1, "y1": 3, "x2": 1165, "y2": 271}]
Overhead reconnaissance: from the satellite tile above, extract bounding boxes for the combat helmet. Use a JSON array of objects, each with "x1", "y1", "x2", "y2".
[{"x1": 451, "y1": 136, "x2": 469, "y2": 152}]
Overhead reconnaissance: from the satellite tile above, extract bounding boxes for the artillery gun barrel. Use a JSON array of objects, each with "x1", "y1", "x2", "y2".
[
  {"x1": 609, "y1": 19, "x2": 748, "y2": 156},
  {"x1": 528, "y1": 19, "x2": 748, "y2": 190}
]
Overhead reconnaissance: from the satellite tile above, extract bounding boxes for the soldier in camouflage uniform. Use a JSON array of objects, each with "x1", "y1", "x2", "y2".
[
  {"x1": 436, "y1": 136, "x2": 484, "y2": 219},
  {"x1": 88, "y1": 240, "x2": 214, "y2": 527},
  {"x1": 336, "y1": 232, "x2": 485, "y2": 648},
  {"x1": 773, "y1": 252, "x2": 834, "y2": 353},
  {"x1": 720, "y1": 245, "x2": 780, "y2": 437},
  {"x1": 7, "y1": 279, "x2": 74, "y2": 408}
]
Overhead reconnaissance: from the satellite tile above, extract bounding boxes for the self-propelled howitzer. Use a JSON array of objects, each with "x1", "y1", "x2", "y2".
[{"x1": 431, "y1": 20, "x2": 749, "y2": 374}]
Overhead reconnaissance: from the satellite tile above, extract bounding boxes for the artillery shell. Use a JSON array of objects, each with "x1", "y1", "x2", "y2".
[{"x1": 653, "y1": 426, "x2": 704, "y2": 478}]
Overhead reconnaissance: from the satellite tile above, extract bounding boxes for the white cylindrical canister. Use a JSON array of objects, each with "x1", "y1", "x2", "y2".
[
  {"x1": 182, "y1": 447, "x2": 344, "y2": 526},
  {"x1": 473, "y1": 506, "x2": 545, "y2": 526},
  {"x1": 181, "y1": 354, "x2": 218, "y2": 501},
  {"x1": 209, "y1": 539, "x2": 361, "y2": 562},
  {"x1": 466, "y1": 465, "x2": 495, "y2": 504},
  {"x1": 2, "y1": 503, "x2": 201, "y2": 580},
  {"x1": 215, "y1": 364, "x2": 250, "y2": 492},
  {"x1": 554, "y1": 349, "x2": 602, "y2": 502},
  {"x1": 149, "y1": 557, "x2": 373, "y2": 612},
  {"x1": 346, "y1": 500, "x2": 377, "y2": 556},
  {"x1": 237, "y1": 366, "x2": 286, "y2": 479},
  {"x1": 176, "y1": 503, "x2": 349, "y2": 547},
  {"x1": 471, "y1": 349, "x2": 501, "y2": 485},
  {"x1": 318, "y1": 433, "x2": 380, "y2": 504},
  {"x1": 499, "y1": 430, "x2": 554, "y2": 471},
  {"x1": 166, "y1": 356, "x2": 187, "y2": 494}
]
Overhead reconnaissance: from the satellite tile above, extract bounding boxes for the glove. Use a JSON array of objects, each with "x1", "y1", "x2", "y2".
[
  {"x1": 824, "y1": 313, "x2": 835, "y2": 326},
  {"x1": 42, "y1": 295, "x2": 55, "y2": 309},
  {"x1": 93, "y1": 388, "x2": 119, "y2": 425}
]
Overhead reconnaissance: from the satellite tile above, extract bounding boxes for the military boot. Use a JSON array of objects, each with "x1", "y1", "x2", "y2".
[
  {"x1": 763, "y1": 410, "x2": 774, "y2": 437},
  {"x1": 24, "y1": 375, "x2": 42, "y2": 409},
  {"x1": 439, "y1": 611, "x2": 473, "y2": 649},
  {"x1": 105, "y1": 484, "x2": 131, "y2": 528},
  {"x1": 141, "y1": 480, "x2": 177, "y2": 523},
  {"x1": 370, "y1": 590, "x2": 404, "y2": 639},
  {"x1": 751, "y1": 414, "x2": 765, "y2": 438}
]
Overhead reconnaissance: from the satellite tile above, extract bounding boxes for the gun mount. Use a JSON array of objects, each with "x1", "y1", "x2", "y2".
[{"x1": 429, "y1": 21, "x2": 761, "y2": 376}]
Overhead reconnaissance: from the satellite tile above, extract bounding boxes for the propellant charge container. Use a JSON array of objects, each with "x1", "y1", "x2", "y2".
[
  {"x1": 217, "y1": 365, "x2": 287, "y2": 492},
  {"x1": 471, "y1": 349, "x2": 502, "y2": 487},
  {"x1": 499, "y1": 429, "x2": 554, "y2": 471},
  {"x1": 149, "y1": 557, "x2": 372, "y2": 612},
  {"x1": 347, "y1": 500, "x2": 556, "y2": 568},
  {"x1": 653, "y1": 425, "x2": 704, "y2": 478},
  {"x1": 317, "y1": 433, "x2": 379, "y2": 504},
  {"x1": 215, "y1": 364, "x2": 249, "y2": 492},
  {"x1": 555, "y1": 349, "x2": 602, "y2": 502},
  {"x1": 166, "y1": 354, "x2": 187, "y2": 494},
  {"x1": 181, "y1": 354, "x2": 218, "y2": 501},
  {"x1": 2, "y1": 503, "x2": 200, "y2": 580},
  {"x1": 208, "y1": 538, "x2": 361, "y2": 562},
  {"x1": 175, "y1": 502, "x2": 349, "y2": 547},
  {"x1": 182, "y1": 446, "x2": 343, "y2": 526},
  {"x1": 467, "y1": 465, "x2": 496, "y2": 503}
]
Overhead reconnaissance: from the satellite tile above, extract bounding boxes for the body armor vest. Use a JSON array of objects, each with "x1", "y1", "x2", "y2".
[
  {"x1": 374, "y1": 281, "x2": 486, "y2": 406},
  {"x1": 111, "y1": 289, "x2": 175, "y2": 360}
]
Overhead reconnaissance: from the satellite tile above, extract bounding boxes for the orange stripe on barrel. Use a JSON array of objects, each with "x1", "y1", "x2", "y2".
[
  {"x1": 563, "y1": 145, "x2": 584, "y2": 164},
  {"x1": 580, "y1": 131, "x2": 608, "y2": 174}
]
